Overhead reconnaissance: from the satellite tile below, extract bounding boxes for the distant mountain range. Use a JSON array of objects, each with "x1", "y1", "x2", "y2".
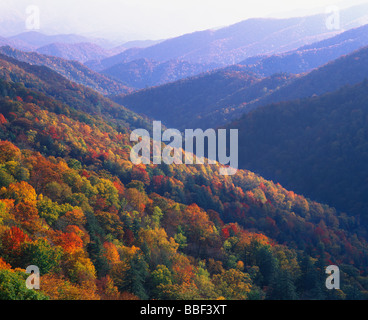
[
  {"x1": 121, "y1": 39, "x2": 164, "y2": 49},
  {"x1": 87, "y1": 15, "x2": 340, "y2": 69},
  {"x1": 85, "y1": 4, "x2": 368, "y2": 70},
  {"x1": 112, "y1": 42, "x2": 368, "y2": 130},
  {"x1": 0, "y1": 31, "x2": 162, "y2": 64},
  {"x1": 102, "y1": 58, "x2": 222, "y2": 89},
  {"x1": 245, "y1": 44, "x2": 368, "y2": 111},
  {"x1": 36, "y1": 42, "x2": 120, "y2": 63},
  {"x1": 0, "y1": 4, "x2": 367, "y2": 92},
  {"x1": 239, "y1": 24, "x2": 368, "y2": 76},
  {"x1": 0, "y1": 36, "x2": 8, "y2": 47},
  {"x1": 8, "y1": 31, "x2": 92, "y2": 48},
  {"x1": 0, "y1": 34, "x2": 37, "y2": 51}
]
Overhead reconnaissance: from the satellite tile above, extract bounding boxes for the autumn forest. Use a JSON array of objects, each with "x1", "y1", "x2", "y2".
[{"x1": 1, "y1": 2, "x2": 368, "y2": 302}]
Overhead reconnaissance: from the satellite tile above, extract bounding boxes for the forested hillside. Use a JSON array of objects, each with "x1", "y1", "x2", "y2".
[
  {"x1": 0, "y1": 57, "x2": 368, "y2": 300},
  {"x1": 0, "y1": 53, "x2": 147, "y2": 130},
  {"x1": 0, "y1": 46, "x2": 131, "y2": 95},
  {"x1": 227, "y1": 79, "x2": 368, "y2": 222},
  {"x1": 244, "y1": 45, "x2": 368, "y2": 111},
  {"x1": 112, "y1": 68, "x2": 294, "y2": 130},
  {"x1": 102, "y1": 58, "x2": 221, "y2": 89},
  {"x1": 36, "y1": 42, "x2": 113, "y2": 63}
]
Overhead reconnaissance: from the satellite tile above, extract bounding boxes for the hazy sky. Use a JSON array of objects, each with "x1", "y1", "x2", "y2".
[{"x1": 1, "y1": 0, "x2": 367, "y2": 41}]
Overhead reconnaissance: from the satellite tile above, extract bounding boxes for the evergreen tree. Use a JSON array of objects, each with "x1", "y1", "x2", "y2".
[{"x1": 268, "y1": 269, "x2": 298, "y2": 300}]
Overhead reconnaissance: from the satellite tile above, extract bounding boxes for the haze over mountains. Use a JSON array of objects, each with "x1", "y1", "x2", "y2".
[
  {"x1": 86, "y1": 15, "x2": 338, "y2": 70},
  {"x1": 0, "y1": 3, "x2": 367, "y2": 93},
  {"x1": 239, "y1": 23, "x2": 368, "y2": 76},
  {"x1": 0, "y1": 5, "x2": 367, "y2": 122},
  {"x1": 8, "y1": 32, "x2": 92, "y2": 49},
  {"x1": 85, "y1": 3, "x2": 368, "y2": 70},
  {"x1": 0, "y1": 31, "x2": 160, "y2": 63}
]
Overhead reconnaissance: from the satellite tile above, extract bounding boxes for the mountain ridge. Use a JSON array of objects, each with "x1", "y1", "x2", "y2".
[
  {"x1": 0, "y1": 46, "x2": 132, "y2": 95},
  {"x1": 112, "y1": 43, "x2": 368, "y2": 130},
  {"x1": 239, "y1": 24, "x2": 368, "y2": 76},
  {"x1": 102, "y1": 58, "x2": 222, "y2": 89},
  {"x1": 85, "y1": 14, "x2": 344, "y2": 71}
]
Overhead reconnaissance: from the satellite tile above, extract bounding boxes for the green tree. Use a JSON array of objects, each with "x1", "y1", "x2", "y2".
[
  {"x1": 126, "y1": 254, "x2": 149, "y2": 300},
  {"x1": 152, "y1": 206, "x2": 163, "y2": 228},
  {"x1": 21, "y1": 239, "x2": 63, "y2": 274},
  {"x1": 0, "y1": 169, "x2": 15, "y2": 188},
  {"x1": 268, "y1": 269, "x2": 298, "y2": 300},
  {"x1": 151, "y1": 265, "x2": 173, "y2": 299},
  {"x1": 0, "y1": 269, "x2": 48, "y2": 300}
]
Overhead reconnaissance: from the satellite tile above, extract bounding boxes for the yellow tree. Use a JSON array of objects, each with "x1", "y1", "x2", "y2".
[{"x1": 213, "y1": 269, "x2": 252, "y2": 300}]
